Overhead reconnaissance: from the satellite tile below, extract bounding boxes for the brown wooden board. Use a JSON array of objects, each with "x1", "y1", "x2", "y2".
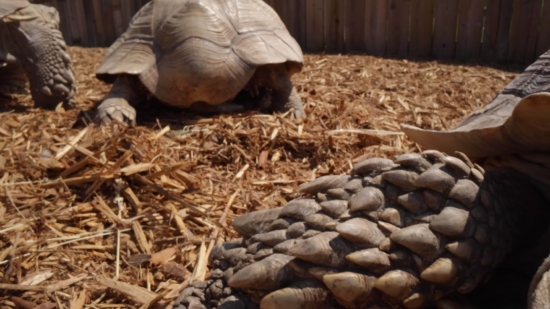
[
  {"x1": 508, "y1": 0, "x2": 536, "y2": 63},
  {"x1": 74, "y1": 0, "x2": 89, "y2": 46},
  {"x1": 101, "y1": 0, "x2": 117, "y2": 46},
  {"x1": 83, "y1": 0, "x2": 98, "y2": 47},
  {"x1": 305, "y1": 0, "x2": 325, "y2": 52},
  {"x1": 55, "y1": 0, "x2": 73, "y2": 45},
  {"x1": 120, "y1": 0, "x2": 137, "y2": 32},
  {"x1": 432, "y1": 0, "x2": 459, "y2": 58},
  {"x1": 291, "y1": 0, "x2": 307, "y2": 48},
  {"x1": 386, "y1": 0, "x2": 410, "y2": 56},
  {"x1": 271, "y1": 0, "x2": 306, "y2": 48},
  {"x1": 482, "y1": 0, "x2": 501, "y2": 61},
  {"x1": 409, "y1": 0, "x2": 435, "y2": 58},
  {"x1": 65, "y1": 0, "x2": 82, "y2": 44},
  {"x1": 112, "y1": 0, "x2": 126, "y2": 39},
  {"x1": 456, "y1": 0, "x2": 485, "y2": 59},
  {"x1": 91, "y1": 0, "x2": 106, "y2": 47},
  {"x1": 524, "y1": 0, "x2": 543, "y2": 63},
  {"x1": 495, "y1": 0, "x2": 513, "y2": 62},
  {"x1": 345, "y1": 0, "x2": 367, "y2": 53},
  {"x1": 536, "y1": 0, "x2": 550, "y2": 57},
  {"x1": 325, "y1": 0, "x2": 345, "y2": 53},
  {"x1": 364, "y1": 0, "x2": 388, "y2": 56}
]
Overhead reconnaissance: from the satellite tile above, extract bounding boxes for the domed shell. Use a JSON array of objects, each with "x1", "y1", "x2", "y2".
[
  {"x1": 401, "y1": 50, "x2": 550, "y2": 159},
  {"x1": 0, "y1": 0, "x2": 31, "y2": 19},
  {"x1": 96, "y1": 0, "x2": 304, "y2": 108}
]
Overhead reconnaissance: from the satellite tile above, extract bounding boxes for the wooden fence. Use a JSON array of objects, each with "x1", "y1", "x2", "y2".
[{"x1": 34, "y1": 0, "x2": 550, "y2": 64}]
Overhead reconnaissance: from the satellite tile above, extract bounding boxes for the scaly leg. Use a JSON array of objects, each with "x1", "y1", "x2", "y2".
[
  {"x1": 173, "y1": 150, "x2": 549, "y2": 309},
  {"x1": 264, "y1": 64, "x2": 305, "y2": 119},
  {"x1": 95, "y1": 74, "x2": 146, "y2": 126}
]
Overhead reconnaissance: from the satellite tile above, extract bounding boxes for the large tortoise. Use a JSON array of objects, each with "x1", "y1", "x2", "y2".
[
  {"x1": 94, "y1": 0, "x2": 305, "y2": 126},
  {"x1": 171, "y1": 50, "x2": 550, "y2": 309},
  {"x1": 0, "y1": 0, "x2": 75, "y2": 108}
]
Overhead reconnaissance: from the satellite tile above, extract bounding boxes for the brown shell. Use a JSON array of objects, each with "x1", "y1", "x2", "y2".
[
  {"x1": 95, "y1": 0, "x2": 304, "y2": 108},
  {"x1": 402, "y1": 50, "x2": 550, "y2": 159},
  {"x1": 0, "y1": 0, "x2": 30, "y2": 19}
]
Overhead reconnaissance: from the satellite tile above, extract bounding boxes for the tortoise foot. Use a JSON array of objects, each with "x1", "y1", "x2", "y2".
[
  {"x1": 95, "y1": 98, "x2": 136, "y2": 126},
  {"x1": 174, "y1": 271, "x2": 258, "y2": 309}
]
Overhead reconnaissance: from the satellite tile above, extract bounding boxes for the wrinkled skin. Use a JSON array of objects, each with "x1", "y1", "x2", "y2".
[{"x1": 0, "y1": 3, "x2": 75, "y2": 108}]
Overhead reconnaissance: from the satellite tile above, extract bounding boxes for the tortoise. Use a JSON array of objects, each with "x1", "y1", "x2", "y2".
[
  {"x1": 0, "y1": 0, "x2": 75, "y2": 108},
  {"x1": 171, "y1": 50, "x2": 550, "y2": 309},
  {"x1": 94, "y1": 0, "x2": 305, "y2": 126}
]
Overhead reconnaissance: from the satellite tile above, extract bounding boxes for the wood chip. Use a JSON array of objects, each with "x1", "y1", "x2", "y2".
[{"x1": 0, "y1": 46, "x2": 520, "y2": 307}]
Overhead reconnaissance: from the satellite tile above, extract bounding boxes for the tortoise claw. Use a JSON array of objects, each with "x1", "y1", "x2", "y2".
[{"x1": 95, "y1": 98, "x2": 137, "y2": 126}]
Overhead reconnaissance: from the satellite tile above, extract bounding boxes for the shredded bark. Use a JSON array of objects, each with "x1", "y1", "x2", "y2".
[{"x1": 0, "y1": 46, "x2": 522, "y2": 308}]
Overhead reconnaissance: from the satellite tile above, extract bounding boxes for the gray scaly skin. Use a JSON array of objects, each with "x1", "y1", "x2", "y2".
[
  {"x1": 0, "y1": 2, "x2": 76, "y2": 108},
  {"x1": 172, "y1": 51, "x2": 550, "y2": 308}
]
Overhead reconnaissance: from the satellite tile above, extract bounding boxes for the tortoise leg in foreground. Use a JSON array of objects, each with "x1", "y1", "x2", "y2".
[
  {"x1": 1, "y1": 3, "x2": 76, "y2": 108},
  {"x1": 172, "y1": 149, "x2": 550, "y2": 309},
  {"x1": 171, "y1": 47, "x2": 550, "y2": 307}
]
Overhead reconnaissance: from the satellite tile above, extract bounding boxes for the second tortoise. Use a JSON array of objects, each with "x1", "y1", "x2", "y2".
[{"x1": 94, "y1": 0, "x2": 305, "y2": 126}]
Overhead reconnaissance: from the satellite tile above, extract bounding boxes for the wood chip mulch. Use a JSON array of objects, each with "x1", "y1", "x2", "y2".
[{"x1": 0, "y1": 46, "x2": 522, "y2": 309}]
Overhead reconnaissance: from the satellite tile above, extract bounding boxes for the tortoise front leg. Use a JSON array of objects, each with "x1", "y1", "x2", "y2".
[
  {"x1": 95, "y1": 74, "x2": 145, "y2": 126},
  {"x1": 2, "y1": 4, "x2": 75, "y2": 108},
  {"x1": 263, "y1": 64, "x2": 305, "y2": 119}
]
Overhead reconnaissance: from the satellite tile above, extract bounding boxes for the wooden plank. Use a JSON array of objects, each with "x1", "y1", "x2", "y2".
[
  {"x1": 294, "y1": 0, "x2": 307, "y2": 48},
  {"x1": 83, "y1": 0, "x2": 98, "y2": 47},
  {"x1": 91, "y1": 0, "x2": 106, "y2": 47},
  {"x1": 455, "y1": 0, "x2": 485, "y2": 59},
  {"x1": 283, "y1": 0, "x2": 306, "y2": 48},
  {"x1": 524, "y1": 0, "x2": 543, "y2": 63},
  {"x1": 495, "y1": 0, "x2": 513, "y2": 62},
  {"x1": 386, "y1": 0, "x2": 410, "y2": 57},
  {"x1": 305, "y1": 0, "x2": 325, "y2": 52},
  {"x1": 65, "y1": 0, "x2": 82, "y2": 44},
  {"x1": 121, "y1": 0, "x2": 137, "y2": 32},
  {"x1": 432, "y1": 0, "x2": 459, "y2": 58},
  {"x1": 536, "y1": 0, "x2": 550, "y2": 57},
  {"x1": 269, "y1": 0, "x2": 283, "y2": 18},
  {"x1": 345, "y1": 0, "x2": 366, "y2": 53},
  {"x1": 258, "y1": 0, "x2": 307, "y2": 51},
  {"x1": 54, "y1": 0, "x2": 73, "y2": 45},
  {"x1": 508, "y1": 0, "x2": 536, "y2": 63},
  {"x1": 74, "y1": 0, "x2": 89, "y2": 46},
  {"x1": 363, "y1": 0, "x2": 388, "y2": 56},
  {"x1": 101, "y1": 0, "x2": 117, "y2": 46},
  {"x1": 112, "y1": 0, "x2": 126, "y2": 39},
  {"x1": 482, "y1": 0, "x2": 501, "y2": 61},
  {"x1": 409, "y1": 0, "x2": 435, "y2": 58},
  {"x1": 325, "y1": 0, "x2": 345, "y2": 53}
]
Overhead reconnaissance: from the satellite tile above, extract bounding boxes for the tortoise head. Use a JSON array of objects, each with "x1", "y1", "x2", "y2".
[{"x1": 1, "y1": 3, "x2": 76, "y2": 108}]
